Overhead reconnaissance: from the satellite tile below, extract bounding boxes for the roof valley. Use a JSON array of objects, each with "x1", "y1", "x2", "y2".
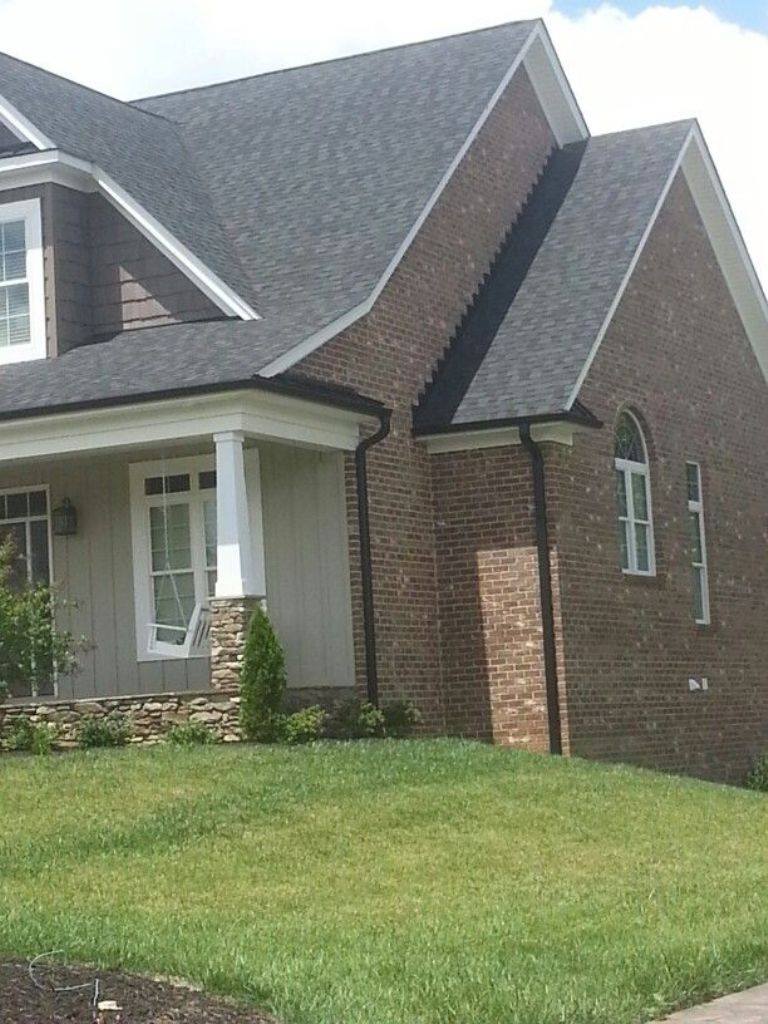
[{"x1": 414, "y1": 139, "x2": 587, "y2": 432}]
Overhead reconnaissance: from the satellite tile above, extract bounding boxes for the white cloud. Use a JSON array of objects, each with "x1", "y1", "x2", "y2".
[{"x1": 0, "y1": 0, "x2": 765, "y2": 288}]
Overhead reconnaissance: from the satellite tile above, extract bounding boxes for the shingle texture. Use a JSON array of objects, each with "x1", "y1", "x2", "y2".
[
  {"x1": 0, "y1": 52, "x2": 253, "y2": 304},
  {"x1": 418, "y1": 121, "x2": 693, "y2": 427}
]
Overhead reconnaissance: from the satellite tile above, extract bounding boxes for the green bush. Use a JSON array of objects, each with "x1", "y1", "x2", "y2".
[
  {"x1": 77, "y1": 712, "x2": 132, "y2": 749},
  {"x1": 239, "y1": 605, "x2": 286, "y2": 742},
  {"x1": 327, "y1": 698, "x2": 385, "y2": 739},
  {"x1": 167, "y1": 720, "x2": 215, "y2": 746},
  {"x1": 6, "y1": 715, "x2": 56, "y2": 755},
  {"x1": 382, "y1": 699, "x2": 422, "y2": 738},
  {"x1": 746, "y1": 754, "x2": 768, "y2": 792},
  {"x1": 279, "y1": 705, "x2": 327, "y2": 745}
]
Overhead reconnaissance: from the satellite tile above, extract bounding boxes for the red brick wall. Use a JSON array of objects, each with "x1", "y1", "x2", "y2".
[
  {"x1": 550, "y1": 172, "x2": 768, "y2": 781},
  {"x1": 431, "y1": 446, "x2": 552, "y2": 748},
  {"x1": 297, "y1": 67, "x2": 556, "y2": 725}
]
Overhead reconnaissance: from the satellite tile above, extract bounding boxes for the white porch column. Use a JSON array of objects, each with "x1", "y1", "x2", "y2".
[{"x1": 213, "y1": 430, "x2": 265, "y2": 598}]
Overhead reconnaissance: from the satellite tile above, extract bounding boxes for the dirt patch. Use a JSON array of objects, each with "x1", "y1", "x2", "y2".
[{"x1": 0, "y1": 959, "x2": 276, "y2": 1023}]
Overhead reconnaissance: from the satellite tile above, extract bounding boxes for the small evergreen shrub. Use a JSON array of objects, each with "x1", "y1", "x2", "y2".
[
  {"x1": 239, "y1": 606, "x2": 287, "y2": 742},
  {"x1": 327, "y1": 698, "x2": 385, "y2": 739},
  {"x1": 167, "y1": 720, "x2": 215, "y2": 746},
  {"x1": 77, "y1": 712, "x2": 132, "y2": 749},
  {"x1": 280, "y1": 706, "x2": 327, "y2": 745},
  {"x1": 382, "y1": 699, "x2": 422, "y2": 738},
  {"x1": 6, "y1": 715, "x2": 56, "y2": 755},
  {"x1": 746, "y1": 754, "x2": 768, "y2": 792}
]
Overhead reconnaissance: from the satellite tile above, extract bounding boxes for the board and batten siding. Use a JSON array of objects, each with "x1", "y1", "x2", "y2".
[{"x1": 0, "y1": 443, "x2": 354, "y2": 699}]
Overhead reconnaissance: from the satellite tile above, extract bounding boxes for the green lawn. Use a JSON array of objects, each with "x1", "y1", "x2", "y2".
[{"x1": 2, "y1": 740, "x2": 768, "y2": 1024}]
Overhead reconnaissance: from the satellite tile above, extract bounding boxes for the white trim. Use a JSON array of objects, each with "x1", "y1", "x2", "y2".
[
  {"x1": 259, "y1": 22, "x2": 588, "y2": 377},
  {"x1": 0, "y1": 198, "x2": 46, "y2": 364},
  {"x1": 129, "y1": 453, "x2": 217, "y2": 662},
  {"x1": 615, "y1": 411, "x2": 656, "y2": 577},
  {"x1": 0, "y1": 97, "x2": 54, "y2": 150},
  {"x1": 565, "y1": 125, "x2": 694, "y2": 410},
  {"x1": 0, "y1": 142, "x2": 259, "y2": 321},
  {"x1": 0, "y1": 389, "x2": 372, "y2": 465},
  {"x1": 567, "y1": 122, "x2": 768, "y2": 407},
  {"x1": 686, "y1": 460, "x2": 710, "y2": 626},
  {"x1": 420, "y1": 421, "x2": 578, "y2": 454},
  {"x1": 0, "y1": 483, "x2": 55, "y2": 695}
]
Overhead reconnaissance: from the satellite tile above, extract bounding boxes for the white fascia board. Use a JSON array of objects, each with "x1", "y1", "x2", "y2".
[
  {"x1": 566, "y1": 121, "x2": 768, "y2": 407},
  {"x1": 420, "y1": 421, "x2": 576, "y2": 454},
  {"x1": 0, "y1": 96, "x2": 55, "y2": 150},
  {"x1": 564, "y1": 124, "x2": 695, "y2": 410},
  {"x1": 259, "y1": 20, "x2": 589, "y2": 378},
  {"x1": 0, "y1": 148, "x2": 258, "y2": 321},
  {"x1": 0, "y1": 389, "x2": 372, "y2": 464}
]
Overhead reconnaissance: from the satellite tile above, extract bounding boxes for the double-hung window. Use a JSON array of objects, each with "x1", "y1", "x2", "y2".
[
  {"x1": 686, "y1": 462, "x2": 710, "y2": 624},
  {"x1": 0, "y1": 486, "x2": 53, "y2": 696},
  {"x1": 0, "y1": 199, "x2": 45, "y2": 364},
  {"x1": 130, "y1": 457, "x2": 217, "y2": 658},
  {"x1": 614, "y1": 411, "x2": 655, "y2": 575}
]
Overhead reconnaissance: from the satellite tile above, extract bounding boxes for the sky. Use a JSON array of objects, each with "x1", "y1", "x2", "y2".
[{"x1": 0, "y1": 0, "x2": 765, "y2": 288}]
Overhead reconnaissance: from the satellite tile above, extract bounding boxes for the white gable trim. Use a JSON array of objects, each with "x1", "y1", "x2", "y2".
[
  {"x1": 0, "y1": 130, "x2": 258, "y2": 321},
  {"x1": 259, "y1": 21, "x2": 589, "y2": 377},
  {"x1": 566, "y1": 122, "x2": 768, "y2": 407},
  {"x1": 0, "y1": 96, "x2": 55, "y2": 150}
]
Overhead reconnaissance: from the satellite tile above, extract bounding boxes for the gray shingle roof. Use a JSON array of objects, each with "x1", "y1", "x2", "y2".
[
  {"x1": 134, "y1": 20, "x2": 537, "y2": 333},
  {"x1": 416, "y1": 120, "x2": 693, "y2": 428},
  {"x1": 0, "y1": 52, "x2": 254, "y2": 305}
]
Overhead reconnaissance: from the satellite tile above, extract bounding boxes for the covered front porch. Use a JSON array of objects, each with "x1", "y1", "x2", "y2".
[{"x1": 0, "y1": 382, "x2": 381, "y2": 705}]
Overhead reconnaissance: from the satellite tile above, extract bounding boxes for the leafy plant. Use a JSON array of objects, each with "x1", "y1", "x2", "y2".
[
  {"x1": 239, "y1": 605, "x2": 286, "y2": 742},
  {"x1": 76, "y1": 712, "x2": 132, "y2": 749},
  {"x1": 5, "y1": 714, "x2": 57, "y2": 755},
  {"x1": 327, "y1": 697, "x2": 385, "y2": 739},
  {"x1": 746, "y1": 754, "x2": 768, "y2": 792},
  {"x1": 279, "y1": 705, "x2": 327, "y2": 745},
  {"x1": 0, "y1": 537, "x2": 85, "y2": 699},
  {"x1": 382, "y1": 699, "x2": 422, "y2": 738},
  {"x1": 167, "y1": 720, "x2": 215, "y2": 746}
]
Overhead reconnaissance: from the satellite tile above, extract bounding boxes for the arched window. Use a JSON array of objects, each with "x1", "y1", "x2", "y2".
[{"x1": 614, "y1": 411, "x2": 655, "y2": 575}]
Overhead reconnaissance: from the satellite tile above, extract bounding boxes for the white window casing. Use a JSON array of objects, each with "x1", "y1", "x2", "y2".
[
  {"x1": 0, "y1": 198, "x2": 45, "y2": 365},
  {"x1": 614, "y1": 411, "x2": 656, "y2": 576},
  {"x1": 686, "y1": 461, "x2": 710, "y2": 625}
]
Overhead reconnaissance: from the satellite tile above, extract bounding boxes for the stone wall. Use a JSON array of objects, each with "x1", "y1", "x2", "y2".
[{"x1": 0, "y1": 691, "x2": 241, "y2": 749}]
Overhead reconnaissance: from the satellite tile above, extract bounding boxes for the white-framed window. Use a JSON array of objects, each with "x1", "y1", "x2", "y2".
[
  {"x1": 686, "y1": 462, "x2": 710, "y2": 625},
  {"x1": 0, "y1": 485, "x2": 54, "y2": 697},
  {"x1": 614, "y1": 410, "x2": 655, "y2": 576},
  {"x1": 0, "y1": 199, "x2": 46, "y2": 365},
  {"x1": 129, "y1": 456, "x2": 217, "y2": 660}
]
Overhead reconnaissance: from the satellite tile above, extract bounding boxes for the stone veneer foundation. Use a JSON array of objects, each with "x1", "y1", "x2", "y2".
[{"x1": 210, "y1": 596, "x2": 261, "y2": 695}]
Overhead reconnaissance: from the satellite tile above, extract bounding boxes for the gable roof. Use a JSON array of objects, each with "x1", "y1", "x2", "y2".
[
  {"x1": 416, "y1": 118, "x2": 768, "y2": 433},
  {"x1": 0, "y1": 51, "x2": 256, "y2": 316}
]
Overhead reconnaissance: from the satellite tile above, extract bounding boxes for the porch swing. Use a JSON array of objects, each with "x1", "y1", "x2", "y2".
[{"x1": 146, "y1": 463, "x2": 213, "y2": 659}]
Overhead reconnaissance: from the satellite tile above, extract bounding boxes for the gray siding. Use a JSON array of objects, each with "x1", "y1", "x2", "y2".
[{"x1": 0, "y1": 443, "x2": 354, "y2": 699}]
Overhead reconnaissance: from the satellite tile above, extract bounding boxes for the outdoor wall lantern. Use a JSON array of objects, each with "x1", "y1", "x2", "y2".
[{"x1": 52, "y1": 498, "x2": 78, "y2": 536}]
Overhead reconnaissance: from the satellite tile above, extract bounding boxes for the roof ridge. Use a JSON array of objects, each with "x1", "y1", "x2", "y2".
[
  {"x1": 590, "y1": 117, "x2": 697, "y2": 141},
  {"x1": 132, "y1": 19, "x2": 540, "y2": 104},
  {"x1": 0, "y1": 48, "x2": 176, "y2": 126}
]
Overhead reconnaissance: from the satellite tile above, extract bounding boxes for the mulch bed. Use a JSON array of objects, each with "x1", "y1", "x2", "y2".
[{"x1": 0, "y1": 959, "x2": 276, "y2": 1023}]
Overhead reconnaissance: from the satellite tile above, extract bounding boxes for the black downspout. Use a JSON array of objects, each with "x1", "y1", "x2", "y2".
[
  {"x1": 519, "y1": 423, "x2": 563, "y2": 756},
  {"x1": 355, "y1": 409, "x2": 392, "y2": 706}
]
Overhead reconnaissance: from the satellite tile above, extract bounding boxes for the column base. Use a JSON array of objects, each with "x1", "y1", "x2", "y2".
[{"x1": 210, "y1": 596, "x2": 263, "y2": 695}]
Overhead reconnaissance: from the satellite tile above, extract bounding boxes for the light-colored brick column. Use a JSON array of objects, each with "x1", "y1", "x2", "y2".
[{"x1": 210, "y1": 597, "x2": 261, "y2": 694}]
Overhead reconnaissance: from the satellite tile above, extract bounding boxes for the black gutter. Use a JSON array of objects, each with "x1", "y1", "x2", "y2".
[
  {"x1": 0, "y1": 372, "x2": 387, "y2": 425},
  {"x1": 354, "y1": 408, "x2": 392, "y2": 706},
  {"x1": 519, "y1": 422, "x2": 562, "y2": 756}
]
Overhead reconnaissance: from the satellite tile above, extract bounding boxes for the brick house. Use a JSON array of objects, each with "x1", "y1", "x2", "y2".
[{"x1": 0, "y1": 20, "x2": 765, "y2": 779}]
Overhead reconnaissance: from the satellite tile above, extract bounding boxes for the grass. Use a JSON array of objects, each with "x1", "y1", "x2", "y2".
[{"x1": 1, "y1": 739, "x2": 768, "y2": 1024}]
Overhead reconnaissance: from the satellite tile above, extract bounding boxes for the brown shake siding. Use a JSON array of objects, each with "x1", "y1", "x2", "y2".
[{"x1": 297, "y1": 67, "x2": 557, "y2": 725}]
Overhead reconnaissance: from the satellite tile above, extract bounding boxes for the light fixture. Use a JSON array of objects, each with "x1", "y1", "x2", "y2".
[{"x1": 52, "y1": 498, "x2": 78, "y2": 536}]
